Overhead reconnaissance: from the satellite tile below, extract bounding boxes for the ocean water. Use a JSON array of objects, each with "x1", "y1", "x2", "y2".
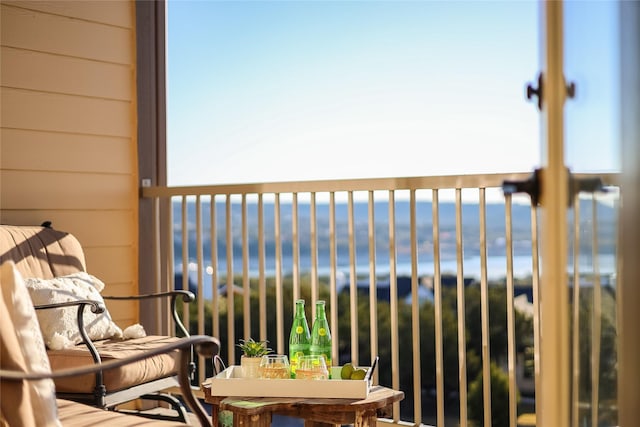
[{"x1": 175, "y1": 253, "x2": 617, "y2": 300}]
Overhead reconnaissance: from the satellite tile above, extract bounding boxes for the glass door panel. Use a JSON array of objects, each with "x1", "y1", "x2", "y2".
[
  {"x1": 563, "y1": 2, "x2": 621, "y2": 427},
  {"x1": 564, "y1": 2, "x2": 621, "y2": 173}
]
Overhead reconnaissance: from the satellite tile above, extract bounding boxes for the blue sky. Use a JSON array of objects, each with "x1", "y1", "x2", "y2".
[
  {"x1": 167, "y1": 0, "x2": 542, "y2": 186},
  {"x1": 564, "y1": 1, "x2": 620, "y2": 174}
]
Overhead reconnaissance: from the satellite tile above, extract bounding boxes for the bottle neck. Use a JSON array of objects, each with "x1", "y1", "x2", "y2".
[
  {"x1": 316, "y1": 302, "x2": 326, "y2": 319},
  {"x1": 295, "y1": 300, "x2": 306, "y2": 318}
]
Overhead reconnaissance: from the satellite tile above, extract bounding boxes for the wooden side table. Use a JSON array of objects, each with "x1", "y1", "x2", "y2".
[{"x1": 202, "y1": 382, "x2": 404, "y2": 427}]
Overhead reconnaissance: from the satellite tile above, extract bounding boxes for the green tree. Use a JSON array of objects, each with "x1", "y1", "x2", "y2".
[
  {"x1": 464, "y1": 284, "x2": 534, "y2": 381},
  {"x1": 468, "y1": 361, "x2": 518, "y2": 427},
  {"x1": 575, "y1": 286, "x2": 618, "y2": 426},
  {"x1": 184, "y1": 274, "x2": 560, "y2": 424}
]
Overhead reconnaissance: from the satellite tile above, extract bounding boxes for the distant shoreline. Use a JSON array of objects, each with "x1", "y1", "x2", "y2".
[{"x1": 175, "y1": 253, "x2": 617, "y2": 299}]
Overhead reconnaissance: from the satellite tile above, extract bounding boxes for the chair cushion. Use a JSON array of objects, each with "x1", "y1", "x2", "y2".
[
  {"x1": 56, "y1": 399, "x2": 186, "y2": 426},
  {"x1": 0, "y1": 261, "x2": 60, "y2": 427},
  {"x1": 0, "y1": 225, "x2": 86, "y2": 280},
  {"x1": 48, "y1": 336, "x2": 182, "y2": 393},
  {"x1": 24, "y1": 273, "x2": 123, "y2": 348}
]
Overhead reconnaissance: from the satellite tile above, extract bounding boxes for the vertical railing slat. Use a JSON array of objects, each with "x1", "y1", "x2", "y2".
[
  {"x1": 504, "y1": 194, "x2": 517, "y2": 427},
  {"x1": 225, "y1": 195, "x2": 235, "y2": 363},
  {"x1": 571, "y1": 195, "x2": 581, "y2": 427},
  {"x1": 181, "y1": 196, "x2": 189, "y2": 332},
  {"x1": 274, "y1": 194, "x2": 285, "y2": 353},
  {"x1": 388, "y1": 191, "x2": 399, "y2": 404},
  {"x1": 432, "y1": 189, "x2": 445, "y2": 427},
  {"x1": 410, "y1": 190, "x2": 422, "y2": 423},
  {"x1": 151, "y1": 196, "x2": 162, "y2": 333},
  {"x1": 195, "y1": 196, "x2": 205, "y2": 383},
  {"x1": 242, "y1": 195, "x2": 251, "y2": 340},
  {"x1": 166, "y1": 197, "x2": 175, "y2": 336},
  {"x1": 456, "y1": 189, "x2": 468, "y2": 427},
  {"x1": 531, "y1": 205, "x2": 542, "y2": 418},
  {"x1": 329, "y1": 192, "x2": 339, "y2": 365},
  {"x1": 479, "y1": 188, "x2": 492, "y2": 427},
  {"x1": 258, "y1": 194, "x2": 267, "y2": 344},
  {"x1": 210, "y1": 196, "x2": 220, "y2": 339},
  {"x1": 292, "y1": 193, "x2": 300, "y2": 303},
  {"x1": 311, "y1": 192, "x2": 318, "y2": 306},
  {"x1": 367, "y1": 191, "x2": 378, "y2": 367},
  {"x1": 348, "y1": 192, "x2": 359, "y2": 363},
  {"x1": 591, "y1": 197, "x2": 602, "y2": 427}
]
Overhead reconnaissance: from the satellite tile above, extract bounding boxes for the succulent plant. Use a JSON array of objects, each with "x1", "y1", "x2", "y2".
[{"x1": 237, "y1": 338, "x2": 273, "y2": 357}]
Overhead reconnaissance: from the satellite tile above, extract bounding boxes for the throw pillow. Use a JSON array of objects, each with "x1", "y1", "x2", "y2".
[
  {"x1": 0, "y1": 261, "x2": 60, "y2": 426},
  {"x1": 24, "y1": 273, "x2": 122, "y2": 348}
]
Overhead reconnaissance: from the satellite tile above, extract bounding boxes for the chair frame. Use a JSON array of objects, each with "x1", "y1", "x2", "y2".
[
  {"x1": 0, "y1": 334, "x2": 219, "y2": 427},
  {"x1": 36, "y1": 291, "x2": 198, "y2": 421}
]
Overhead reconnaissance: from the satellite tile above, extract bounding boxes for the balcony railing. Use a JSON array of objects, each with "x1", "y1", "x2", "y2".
[{"x1": 142, "y1": 171, "x2": 620, "y2": 427}]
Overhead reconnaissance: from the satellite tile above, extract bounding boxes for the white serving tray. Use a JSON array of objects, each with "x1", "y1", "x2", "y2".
[{"x1": 207, "y1": 366, "x2": 371, "y2": 399}]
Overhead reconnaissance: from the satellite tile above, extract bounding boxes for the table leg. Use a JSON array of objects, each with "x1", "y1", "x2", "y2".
[
  {"x1": 354, "y1": 409, "x2": 378, "y2": 427},
  {"x1": 303, "y1": 421, "x2": 340, "y2": 427},
  {"x1": 211, "y1": 404, "x2": 219, "y2": 426},
  {"x1": 232, "y1": 413, "x2": 271, "y2": 426}
]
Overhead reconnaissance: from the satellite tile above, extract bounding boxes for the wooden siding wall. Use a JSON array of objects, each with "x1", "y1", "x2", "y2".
[{"x1": 0, "y1": 0, "x2": 139, "y2": 327}]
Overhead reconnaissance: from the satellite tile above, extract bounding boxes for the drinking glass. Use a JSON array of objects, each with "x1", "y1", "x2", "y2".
[
  {"x1": 295, "y1": 355, "x2": 329, "y2": 380},
  {"x1": 258, "y1": 354, "x2": 290, "y2": 379}
]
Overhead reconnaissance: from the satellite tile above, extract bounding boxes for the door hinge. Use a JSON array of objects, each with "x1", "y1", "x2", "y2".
[
  {"x1": 526, "y1": 73, "x2": 544, "y2": 111},
  {"x1": 526, "y1": 72, "x2": 576, "y2": 110}
]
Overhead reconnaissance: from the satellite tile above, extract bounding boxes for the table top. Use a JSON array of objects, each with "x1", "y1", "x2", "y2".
[{"x1": 202, "y1": 382, "x2": 404, "y2": 416}]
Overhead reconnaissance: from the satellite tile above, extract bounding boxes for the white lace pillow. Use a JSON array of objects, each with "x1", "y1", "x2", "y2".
[{"x1": 24, "y1": 272, "x2": 123, "y2": 348}]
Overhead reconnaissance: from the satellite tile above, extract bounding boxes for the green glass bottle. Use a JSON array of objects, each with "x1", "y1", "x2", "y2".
[
  {"x1": 310, "y1": 300, "x2": 332, "y2": 369},
  {"x1": 289, "y1": 299, "x2": 311, "y2": 378}
]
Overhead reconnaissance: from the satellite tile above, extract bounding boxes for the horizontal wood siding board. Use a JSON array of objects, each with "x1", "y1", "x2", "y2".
[
  {"x1": 106, "y1": 297, "x2": 139, "y2": 321},
  {"x1": 0, "y1": 210, "x2": 134, "y2": 247},
  {"x1": 105, "y1": 282, "x2": 140, "y2": 297},
  {"x1": 0, "y1": 211, "x2": 94, "y2": 230},
  {"x1": 83, "y1": 246, "x2": 135, "y2": 284},
  {"x1": 104, "y1": 284, "x2": 152, "y2": 327},
  {"x1": 2, "y1": 88, "x2": 132, "y2": 137},
  {"x1": 110, "y1": 303, "x2": 139, "y2": 327},
  {"x1": 1, "y1": 129, "x2": 132, "y2": 174},
  {"x1": 2, "y1": 0, "x2": 133, "y2": 28},
  {"x1": 1, "y1": 4, "x2": 133, "y2": 64},
  {"x1": 0, "y1": 171, "x2": 133, "y2": 210},
  {"x1": 66, "y1": 213, "x2": 135, "y2": 248},
  {"x1": 1, "y1": 47, "x2": 131, "y2": 101}
]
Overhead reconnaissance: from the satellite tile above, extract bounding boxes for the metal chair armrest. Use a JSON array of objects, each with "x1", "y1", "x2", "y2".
[
  {"x1": 102, "y1": 290, "x2": 195, "y2": 303},
  {"x1": 103, "y1": 290, "x2": 194, "y2": 338}
]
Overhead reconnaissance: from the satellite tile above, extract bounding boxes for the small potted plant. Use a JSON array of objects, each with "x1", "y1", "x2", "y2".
[{"x1": 237, "y1": 338, "x2": 272, "y2": 378}]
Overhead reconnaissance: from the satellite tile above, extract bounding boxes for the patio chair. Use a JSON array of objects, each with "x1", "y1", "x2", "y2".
[
  {"x1": 0, "y1": 223, "x2": 207, "y2": 423},
  {"x1": 0, "y1": 259, "x2": 219, "y2": 426}
]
